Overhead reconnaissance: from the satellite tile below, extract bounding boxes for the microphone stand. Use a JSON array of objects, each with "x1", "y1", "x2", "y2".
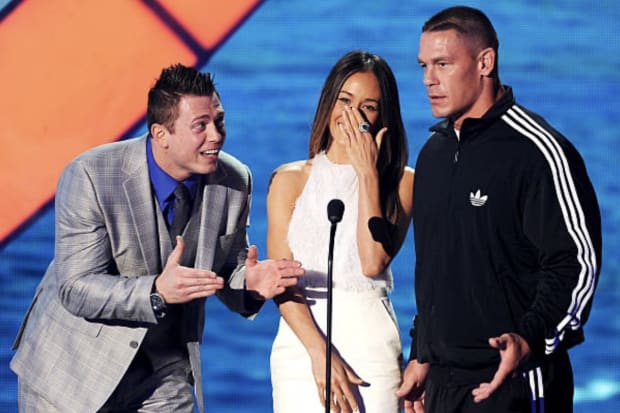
[
  {"x1": 325, "y1": 199, "x2": 344, "y2": 413},
  {"x1": 325, "y1": 221, "x2": 336, "y2": 413}
]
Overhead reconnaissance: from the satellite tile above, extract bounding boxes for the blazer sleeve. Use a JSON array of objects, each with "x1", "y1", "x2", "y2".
[{"x1": 54, "y1": 158, "x2": 156, "y2": 322}]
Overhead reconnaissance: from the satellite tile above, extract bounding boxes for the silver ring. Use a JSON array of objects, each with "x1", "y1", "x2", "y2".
[{"x1": 358, "y1": 122, "x2": 370, "y2": 133}]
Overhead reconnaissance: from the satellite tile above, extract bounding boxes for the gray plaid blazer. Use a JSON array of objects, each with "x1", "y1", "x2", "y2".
[{"x1": 11, "y1": 135, "x2": 261, "y2": 412}]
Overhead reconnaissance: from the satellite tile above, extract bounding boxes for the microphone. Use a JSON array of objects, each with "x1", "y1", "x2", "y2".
[
  {"x1": 327, "y1": 199, "x2": 344, "y2": 224},
  {"x1": 325, "y1": 198, "x2": 344, "y2": 412}
]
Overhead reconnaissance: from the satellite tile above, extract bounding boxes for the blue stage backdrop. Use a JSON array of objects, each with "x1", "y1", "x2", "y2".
[{"x1": 1, "y1": 1, "x2": 618, "y2": 412}]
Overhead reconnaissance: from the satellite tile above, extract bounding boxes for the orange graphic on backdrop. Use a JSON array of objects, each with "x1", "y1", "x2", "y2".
[{"x1": 0, "y1": 0, "x2": 261, "y2": 244}]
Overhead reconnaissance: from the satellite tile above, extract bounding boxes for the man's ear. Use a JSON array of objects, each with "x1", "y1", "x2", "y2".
[
  {"x1": 150, "y1": 123, "x2": 169, "y2": 148},
  {"x1": 478, "y1": 47, "x2": 496, "y2": 77}
]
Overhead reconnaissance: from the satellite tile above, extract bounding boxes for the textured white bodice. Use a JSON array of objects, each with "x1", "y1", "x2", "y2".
[{"x1": 287, "y1": 151, "x2": 392, "y2": 291}]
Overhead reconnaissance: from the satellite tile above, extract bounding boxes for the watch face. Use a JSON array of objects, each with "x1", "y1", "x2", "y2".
[{"x1": 150, "y1": 293, "x2": 166, "y2": 313}]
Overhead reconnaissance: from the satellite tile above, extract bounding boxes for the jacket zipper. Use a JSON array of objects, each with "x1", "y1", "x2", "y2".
[{"x1": 454, "y1": 138, "x2": 461, "y2": 163}]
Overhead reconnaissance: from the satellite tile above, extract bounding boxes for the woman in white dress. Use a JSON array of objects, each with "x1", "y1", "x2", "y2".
[{"x1": 268, "y1": 50, "x2": 415, "y2": 413}]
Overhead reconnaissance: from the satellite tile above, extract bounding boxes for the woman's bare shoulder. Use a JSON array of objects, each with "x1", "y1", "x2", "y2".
[
  {"x1": 274, "y1": 159, "x2": 310, "y2": 173},
  {"x1": 268, "y1": 159, "x2": 313, "y2": 197},
  {"x1": 401, "y1": 166, "x2": 415, "y2": 187},
  {"x1": 398, "y1": 166, "x2": 415, "y2": 211}
]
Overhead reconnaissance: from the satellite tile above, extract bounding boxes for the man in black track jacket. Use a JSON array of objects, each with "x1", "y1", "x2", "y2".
[{"x1": 396, "y1": 6, "x2": 602, "y2": 413}]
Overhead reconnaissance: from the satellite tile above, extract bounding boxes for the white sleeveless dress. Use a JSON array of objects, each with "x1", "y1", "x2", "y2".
[{"x1": 270, "y1": 152, "x2": 403, "y2": 413}]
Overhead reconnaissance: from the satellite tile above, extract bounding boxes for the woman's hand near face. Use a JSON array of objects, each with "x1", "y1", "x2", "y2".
[{"x1": 339, "y1": 106, "x2": 387, "y2": 177}]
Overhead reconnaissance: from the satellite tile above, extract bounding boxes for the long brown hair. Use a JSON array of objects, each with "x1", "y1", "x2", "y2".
[{"x1": 308, "y1": 50, "x2": 408, "y2": 224}]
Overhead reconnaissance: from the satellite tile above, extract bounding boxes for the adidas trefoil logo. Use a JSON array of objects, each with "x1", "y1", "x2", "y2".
[{"x1": 469, "y1": 189, "x2": 488, "y2": 207}]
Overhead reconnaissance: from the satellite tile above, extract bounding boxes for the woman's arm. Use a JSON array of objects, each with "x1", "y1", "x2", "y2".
[
  {"x1": 356, "y1": 164, "x2": 415, "y2": 276},
  {"x1": 340, "y1": 107, "x2": 415, "y2": 276}
]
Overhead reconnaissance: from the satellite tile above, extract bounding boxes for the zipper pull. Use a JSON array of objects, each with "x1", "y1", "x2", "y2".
[{"x1": 453, "y1": 150, "x2": 459, "y2": 163}]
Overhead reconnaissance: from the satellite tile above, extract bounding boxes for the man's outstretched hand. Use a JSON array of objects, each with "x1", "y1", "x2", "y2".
[
  {"x1": 244, "y1": 245, "x2": 304, "y2": 299},
  {"x1": 156, "y1": 236, "x2": 225, "y2": 303},
  {"x1": 472, "y1": 333, "x2": 531, "y2": 403}
]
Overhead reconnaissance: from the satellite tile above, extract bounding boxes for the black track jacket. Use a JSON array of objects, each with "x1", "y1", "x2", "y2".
[{"x1": 409, "y1": 86, "x2": 602, "y2": 369}]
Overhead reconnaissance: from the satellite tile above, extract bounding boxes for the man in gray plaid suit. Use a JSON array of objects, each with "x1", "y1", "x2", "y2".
[{"x1": 11, "y1": 63, "x2": 304, "y2": 412}]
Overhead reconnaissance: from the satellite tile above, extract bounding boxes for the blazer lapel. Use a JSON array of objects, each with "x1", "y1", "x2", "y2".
[
  {"x1": 194, "y1": 166, "x2": 229, "y2": 271},
  {"x1": 182, "y1": 164, "x2": 229, "y2": 413},
  {"x1": 121, "y1": 136, "x2": 162, "y2": 275}
]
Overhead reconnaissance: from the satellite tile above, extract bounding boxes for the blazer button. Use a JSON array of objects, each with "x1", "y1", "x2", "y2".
[{"x1": 129, "y1": 341, "x2": 139, "y2": 348}]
